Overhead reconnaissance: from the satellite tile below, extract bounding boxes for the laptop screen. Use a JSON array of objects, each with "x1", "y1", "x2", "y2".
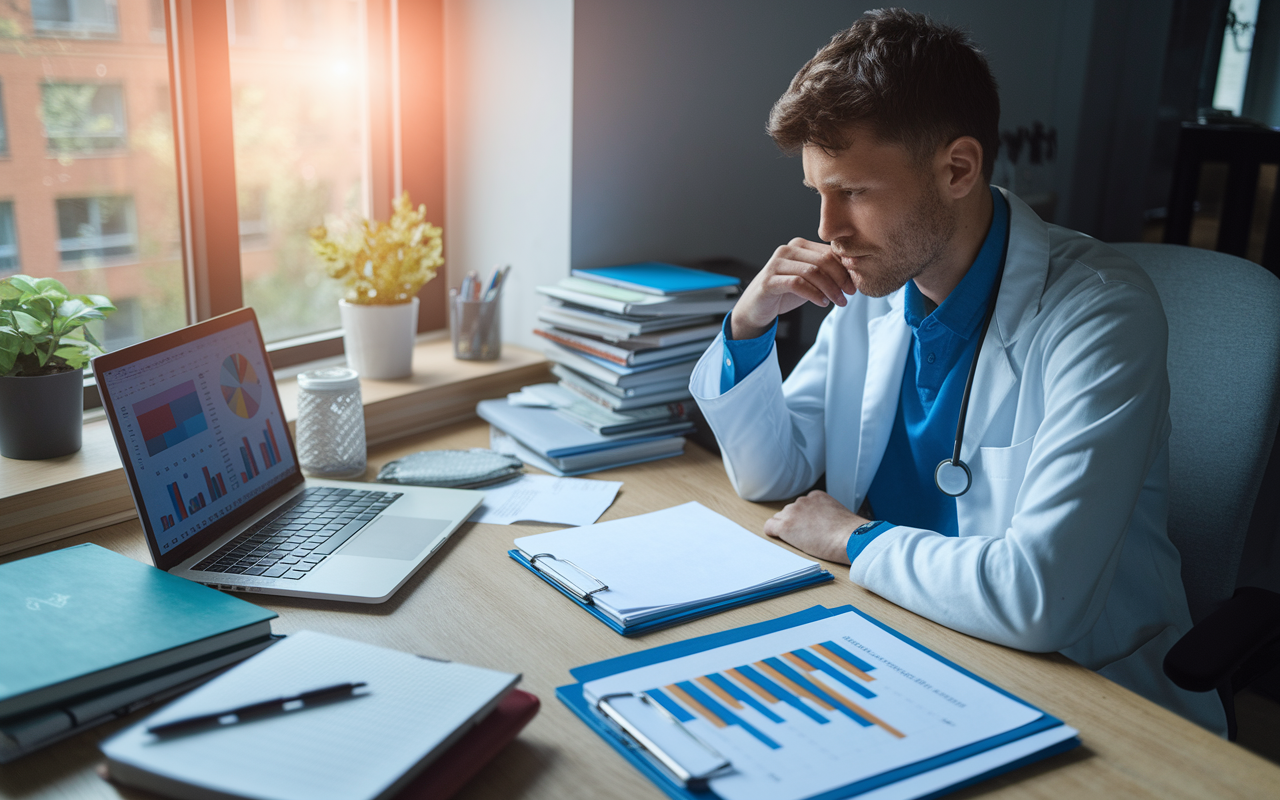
[{"x1": 98, "y1": 315, "x2": 298, "y2": 559}]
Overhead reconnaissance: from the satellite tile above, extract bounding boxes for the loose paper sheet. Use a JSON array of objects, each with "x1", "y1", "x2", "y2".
[{"x1": 470, "y1": 474, "x2": 622, "y2": 526}]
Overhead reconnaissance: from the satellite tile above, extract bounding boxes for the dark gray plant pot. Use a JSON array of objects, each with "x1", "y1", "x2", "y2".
[{"x1": 0, "y1": 368, "x2": 84, "y2": 460}]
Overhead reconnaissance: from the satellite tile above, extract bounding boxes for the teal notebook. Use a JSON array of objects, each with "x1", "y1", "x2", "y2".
[{"x1": 0, "y1": 544, "x2": 277, "y2": 719}]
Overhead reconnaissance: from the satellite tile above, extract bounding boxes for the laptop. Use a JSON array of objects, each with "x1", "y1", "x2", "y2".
[{"x1": 93, "y1": 308, "x2": 484, "y2": 604}]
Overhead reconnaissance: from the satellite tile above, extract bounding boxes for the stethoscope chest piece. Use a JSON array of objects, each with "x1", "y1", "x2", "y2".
[{"x1": 935, "y1": 458, "x2": 972, "y2": 497}]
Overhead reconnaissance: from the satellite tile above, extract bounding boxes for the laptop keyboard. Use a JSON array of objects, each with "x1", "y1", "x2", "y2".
[{"x1": 194, "y1": 487, "x2": 403, "y2": 580}]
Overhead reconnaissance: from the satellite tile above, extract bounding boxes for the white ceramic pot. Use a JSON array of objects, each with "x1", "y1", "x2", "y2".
[{"x1": 338, "y1": 297, "x2": 419, "y2": 380}]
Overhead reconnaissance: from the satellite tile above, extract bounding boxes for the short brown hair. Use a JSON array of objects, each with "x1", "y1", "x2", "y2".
[{"x1": 768, "y1": 8, "x2": 1000, "y2": 180}]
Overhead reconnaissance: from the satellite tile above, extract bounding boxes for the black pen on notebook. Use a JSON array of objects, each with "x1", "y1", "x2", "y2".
[{"x1": 147, "y1": 682, "x2": 368, "y2": 736}]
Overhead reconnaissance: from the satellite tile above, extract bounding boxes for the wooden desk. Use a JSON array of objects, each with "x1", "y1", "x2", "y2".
[{"x1": 2, "y1": 420, "x2": 1278, "y2": 800}]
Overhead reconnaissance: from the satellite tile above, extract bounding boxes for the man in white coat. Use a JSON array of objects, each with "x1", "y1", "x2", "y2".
[{"x1": 690, "y1": 9, "x2": 1225, "y2": 733}]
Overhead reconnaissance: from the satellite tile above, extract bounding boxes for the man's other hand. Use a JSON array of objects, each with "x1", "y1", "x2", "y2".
[
  {"x1": 731, "y1": 239, "x2": 856, "y2": 340},
  {"x1": 763, "y1": 490, "x2": 867, "y2": 565}
]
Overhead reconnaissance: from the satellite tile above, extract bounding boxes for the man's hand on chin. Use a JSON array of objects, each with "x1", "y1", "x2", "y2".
[{"x1": 763, "y1": 490, "x2": 867, "y2": 565}]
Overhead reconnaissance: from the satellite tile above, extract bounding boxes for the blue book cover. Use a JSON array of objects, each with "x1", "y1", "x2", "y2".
[
  {"x1": 573, "y1": 263, "x2": 741, "y2": 296},
  {"x1": 0, "y1": 544, "x2": 277, "y2": 719}
]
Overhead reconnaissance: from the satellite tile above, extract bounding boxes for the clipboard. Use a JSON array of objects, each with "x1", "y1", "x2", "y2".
[
  {"x1": 557, "y1": 605, "x2": 1081, "y2": 800},
  {"x1": 508, "y1": 549, "x2": 834, "y2": 636}
]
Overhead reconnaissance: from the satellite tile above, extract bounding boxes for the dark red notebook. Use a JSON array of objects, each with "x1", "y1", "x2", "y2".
[{"x1": 394, "y1": 689, "x2": 540, "y2": 800}]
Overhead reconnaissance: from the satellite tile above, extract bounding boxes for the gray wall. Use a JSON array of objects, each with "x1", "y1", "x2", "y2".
[{"x1": 571, "y1": 0, "x2": 1100, "y2": 271}]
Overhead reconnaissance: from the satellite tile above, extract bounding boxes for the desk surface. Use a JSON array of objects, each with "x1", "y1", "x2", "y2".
[{"x1": 2, "y1": 420, "x2": 1278, "y2": 800}]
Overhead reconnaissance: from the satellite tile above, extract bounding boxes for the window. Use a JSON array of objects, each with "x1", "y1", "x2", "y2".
[
  {"x1": 0, "y1": 202, "x2": 18, "y2": 271},
  {"x1": 3, "y1": 1, "x2": 185, "y2": 355},
  {"x1": 0, "y1": 80, "x2": 8, "y2": 156},
  {"x1": 31, "y1": 0, "x2": 119, "y2": 39},
  {"x1": 56, "y1": 196, "x2": 137, "y2": 263},
  {"x1": 41, "y1": 83, "x2": 127, "y2": 153},
  {"x1": 229, "y1": 0, "x2": 367, "y2": 342},
  {"x1": 1, "y1": 0, "x2": 445, "y2": 392}
]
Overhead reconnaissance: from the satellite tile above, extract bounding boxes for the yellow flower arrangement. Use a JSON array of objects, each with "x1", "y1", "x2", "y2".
[{"x1": 309, "y1": 192, "x2": 443, "y2": 305}]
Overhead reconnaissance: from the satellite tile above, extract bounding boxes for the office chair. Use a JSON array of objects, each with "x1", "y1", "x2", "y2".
[
  {"x1": 1109, "y1": 242, "x2": 1280, "y2": 739},
  {"x1": 1162, "y1": 122, "x2": 1280, "y2": 279}
]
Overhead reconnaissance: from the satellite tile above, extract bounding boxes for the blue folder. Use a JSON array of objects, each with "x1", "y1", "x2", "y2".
[
  {"x1": 508, "y1": 549, "x2": 833, "y2": 636},
  {"x1": 557, "y1": 605, "x2": 1080, "y2": 800}
]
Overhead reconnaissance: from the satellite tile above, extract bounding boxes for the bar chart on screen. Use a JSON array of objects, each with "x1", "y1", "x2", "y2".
[
  {"x1": 583, "y1": 610, "x2": 1048, "y2": 800},
  {"x1": 237, "y1": 419, "x2": 283, "y2": 483},
  {"x1": 156, "y1": 461, "x2": 236, "y2": 532}
]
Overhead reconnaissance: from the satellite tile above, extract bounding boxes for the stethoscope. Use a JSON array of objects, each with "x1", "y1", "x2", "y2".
[{"x1": 932, "y1": 208, "x2": 1011, "y2": 498}]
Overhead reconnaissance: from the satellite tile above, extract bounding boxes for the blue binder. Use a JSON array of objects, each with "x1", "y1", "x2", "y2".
[
  {"x1": 508, "y1": 549, "x2": 833, "y2": 636},
  {"x1": 557, "y1": 605, "x2": 1080, "y2": 800}
]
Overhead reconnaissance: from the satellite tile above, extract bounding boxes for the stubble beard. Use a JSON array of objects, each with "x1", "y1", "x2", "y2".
[{"x1": 834, "y1": 186, "x2": 956, "y2": 299}]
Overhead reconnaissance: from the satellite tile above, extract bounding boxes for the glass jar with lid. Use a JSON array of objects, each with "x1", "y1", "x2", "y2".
[{"x1": 295, "y1": 367, "x2": 366, "y2": 478}]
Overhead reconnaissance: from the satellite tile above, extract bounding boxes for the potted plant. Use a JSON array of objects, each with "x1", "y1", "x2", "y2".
[
  {"x1": 310, "y1": 192, "x2": 443, "y2": 380},
  {"x1": 0, "y1": 275, "x2": 115, "y2": 460}
]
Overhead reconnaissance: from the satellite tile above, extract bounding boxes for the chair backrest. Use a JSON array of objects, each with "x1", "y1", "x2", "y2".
[
  {"x1": 1163, "y1": 122, "x2": 1280, "y2": 278},
  {"x1": 1109, "y1": 243, "x2": 1280, "y2": 623}
]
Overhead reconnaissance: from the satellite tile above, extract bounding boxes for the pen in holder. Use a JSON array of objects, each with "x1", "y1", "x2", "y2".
[{"x1": 450, "y1": 288, "x2": 501, "y2": 361}]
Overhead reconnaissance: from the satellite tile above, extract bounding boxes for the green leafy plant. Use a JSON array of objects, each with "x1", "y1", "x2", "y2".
[
  {"x1": 309, "y1": 192, "x2": 443, "y2": 305},
  {"x1": 0, "y1": 275, "x2": 115, "y2": 377}
]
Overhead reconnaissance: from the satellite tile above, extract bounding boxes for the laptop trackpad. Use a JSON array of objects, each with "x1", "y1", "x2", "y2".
[{"x1": 339, "y1": 516, "x2": 451, "y2": 560}]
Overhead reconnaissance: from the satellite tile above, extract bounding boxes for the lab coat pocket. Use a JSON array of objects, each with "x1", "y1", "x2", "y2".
[
  {"x1": 978, "y1": 435, "x2": 1036, "y2": 483},
  {"x1": 974, "y1": 436, "x2": 1036, "y2": 530}
]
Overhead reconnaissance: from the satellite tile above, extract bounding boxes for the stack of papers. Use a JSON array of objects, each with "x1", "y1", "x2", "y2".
[{"x1": 511, "y1": 502, "x2": 831, "y2": 633}]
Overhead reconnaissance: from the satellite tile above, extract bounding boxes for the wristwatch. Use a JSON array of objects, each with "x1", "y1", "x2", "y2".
[{"x1": 851, "y1": 520, "x2": 881, "y2": 537}]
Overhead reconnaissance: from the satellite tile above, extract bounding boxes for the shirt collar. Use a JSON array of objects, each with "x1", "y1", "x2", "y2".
[{"x1": 904, "y1": 186, "x2": 1009, "y2": 337}]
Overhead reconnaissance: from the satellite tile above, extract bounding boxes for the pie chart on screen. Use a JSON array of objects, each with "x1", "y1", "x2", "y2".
[{"x1": 221, "y1": 353, "x2": 261, "y2": 419}]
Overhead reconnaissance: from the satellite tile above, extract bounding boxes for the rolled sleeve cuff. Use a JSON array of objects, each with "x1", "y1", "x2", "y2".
[
  {"x1": 846, "y1": 521, "x2": 894, "y2": 565},
  {"x1": 720, "y1": 313, "x2": 779, "y2": 393}
]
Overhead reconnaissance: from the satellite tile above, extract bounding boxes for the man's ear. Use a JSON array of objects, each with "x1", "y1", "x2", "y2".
[{"x1": 935, "y1": 136, "x2": 984, "y2": 199}]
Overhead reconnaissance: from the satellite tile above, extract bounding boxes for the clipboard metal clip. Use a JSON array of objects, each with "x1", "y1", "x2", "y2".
[
  {"x1": 596, "y1": 692, "x2": 733, "y2": 790},
  {"x1": 528, "y1": 552, "x2": 609, "y2": 603}
]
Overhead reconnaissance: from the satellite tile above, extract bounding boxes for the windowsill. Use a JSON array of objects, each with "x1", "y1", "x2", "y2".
[{"x1": 0, "y1": 339, "x2": 551, "y2": 557}]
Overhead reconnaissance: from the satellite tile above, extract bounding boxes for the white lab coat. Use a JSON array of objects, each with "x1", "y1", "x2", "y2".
[{"x1": 690, "y1": 189, "x2": 1226, "y2": 733}]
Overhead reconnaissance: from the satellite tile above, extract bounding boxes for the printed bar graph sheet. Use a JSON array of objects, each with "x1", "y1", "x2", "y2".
[{"x1": 584, "y1": 610, "x2": 1044, "y2": 800}]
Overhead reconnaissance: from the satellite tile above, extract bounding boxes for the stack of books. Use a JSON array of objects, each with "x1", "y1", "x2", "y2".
[
  {"x1": 1, "y1": 544, "x2": 278, "y2": 763},
  {"x1": 535, "y1": 262, "x2": 737, "y2": 411},
  {"x1": 479, "y1": 263, "x2": 738, "y2": 475}
]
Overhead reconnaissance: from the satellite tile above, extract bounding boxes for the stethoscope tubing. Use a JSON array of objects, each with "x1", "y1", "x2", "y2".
[{"x1": 937, "y1": 200, "x2": 1013, "y2": 496}]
